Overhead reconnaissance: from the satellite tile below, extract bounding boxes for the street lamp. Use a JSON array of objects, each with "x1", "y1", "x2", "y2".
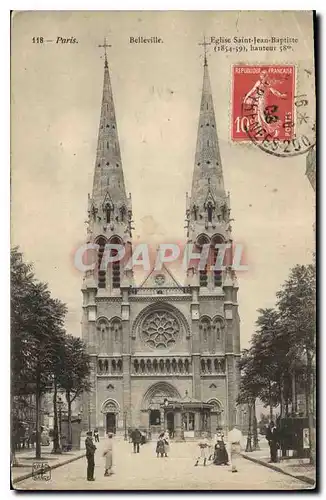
[
  {"x1": 57, "y1": 397, "x2": 63, "y2": 448},
  {"x1": 245, "y1": 405, "x2": 253, "y2": 452}
]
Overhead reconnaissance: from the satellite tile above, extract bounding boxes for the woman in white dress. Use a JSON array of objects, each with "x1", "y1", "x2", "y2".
[
  {"x1": 103, "y1": 433, "x2": 113, "y2": 476},
  {"x1": 163, "y1": 431, "x2": 170, "y2": 457}
]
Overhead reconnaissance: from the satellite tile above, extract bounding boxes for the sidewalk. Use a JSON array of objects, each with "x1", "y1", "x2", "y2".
[
  {"x1": 241, "y1": 448, "x2": 316, "y2": 486},
  {"x1": 11, "y1": 445, "x2": 86, "y2": 485}
]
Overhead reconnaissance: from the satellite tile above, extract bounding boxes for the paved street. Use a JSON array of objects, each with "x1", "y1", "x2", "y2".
[{"x1": 16, "y1": 438, "x2": 311, "y2": 491}]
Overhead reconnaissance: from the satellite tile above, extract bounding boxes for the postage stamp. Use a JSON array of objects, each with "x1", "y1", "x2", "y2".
[{"x1": 231, "y1": 64, "x2": 295, "y2": 142}]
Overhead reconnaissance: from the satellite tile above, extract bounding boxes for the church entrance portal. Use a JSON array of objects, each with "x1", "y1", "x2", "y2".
[
  {"x1": 149, "y1": 410, "x2": 161, "y2": 426},
  {"x1": 106, "y1": 413, "x2": 116, "y2": 434},
  {"x1": 166, "y1": 412, "x2": 175, "y2": 437}
]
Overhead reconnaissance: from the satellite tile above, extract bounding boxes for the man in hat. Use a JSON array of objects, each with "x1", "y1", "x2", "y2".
[
  {"x1": 85, "y1": 431, "x2": 97, "y2": 481},
  {"x1": 266, "y1": 421, "x2": 279, "y2": 463},
  {"x1": 131, "y1": 428, "x2": 142, "y2": 454}
]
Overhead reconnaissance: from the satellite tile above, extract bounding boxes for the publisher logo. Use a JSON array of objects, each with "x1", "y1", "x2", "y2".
[{"x1": 32, "y1": 462, "x2": 51, "y2": 481}]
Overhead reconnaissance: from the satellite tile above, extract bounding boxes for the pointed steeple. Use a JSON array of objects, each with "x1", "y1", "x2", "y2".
[
  {"x1": 88, "y1": 40, "x2": 133, "y2": 241},
  {"x1": 186, "y1": 44, "x2": 230, "y2": 241}
]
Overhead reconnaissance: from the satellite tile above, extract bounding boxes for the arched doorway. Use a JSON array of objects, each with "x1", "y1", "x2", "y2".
[
  {"x1": 101, "y1": 399, "x2": 120, "y2": 434},
  {"x1": 142, "y1": 382, "x2": 181, "y2": 435},
  {"x1": 166, "y1": 412, "x2": 175, "y2": 436},
  {"x1": 207, "y1": 398, "x2": 224, "y2": 431}
]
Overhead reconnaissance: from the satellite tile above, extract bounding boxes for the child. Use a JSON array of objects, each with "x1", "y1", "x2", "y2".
[
  {"x1": 156, "y1": 433, "x2": 165, "y2": 458},
  {"x1": 194, "y1": 432, "x2": 211, "y2": 466}
]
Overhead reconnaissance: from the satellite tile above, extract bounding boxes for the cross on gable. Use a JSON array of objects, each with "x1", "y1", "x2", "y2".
[{"x1": 98, "y1": 37, "x2": 112, "y2": 67}]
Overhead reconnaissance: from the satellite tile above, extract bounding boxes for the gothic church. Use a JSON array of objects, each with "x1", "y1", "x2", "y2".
[{"x1": 81, "y1": 46, "x2": 241, "y2": 438}]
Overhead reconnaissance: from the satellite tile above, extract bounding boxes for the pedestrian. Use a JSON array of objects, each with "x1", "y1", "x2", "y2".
[
  {"x1": 131, "y1": 428, "x2": 142, "y2": 453},
  {"x1": 213, "y1": 431, "x2": 229, "y2": 466},
  {"x1": 85, "y1": 430, "x2": 96, "y2": 481},
  {"x1": 266, "y1": 421, "x2": 279, "y2": 463},
  {"x1": 103, "y1": 433, "x2": 114, "y2": 476},
  {"x1": 163, "y1": 430, "x2": 170, "y2": 457},
  {"x1": 94, "y1": 428, "x2": 100, "y2": 443},
  {"x1": 156, "y1": 432, "x2": 165, "y2": 458},
  {"x1": 228, "y1": 425, "x2": 243, "y2": 473},
  {"x1": 194, "y1": 432, "x2": 211, "y2": 466}
]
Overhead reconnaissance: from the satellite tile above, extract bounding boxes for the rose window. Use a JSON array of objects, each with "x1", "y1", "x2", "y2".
[{"x1": 142, "y1": 311, "x2": 179, "y2": 349}]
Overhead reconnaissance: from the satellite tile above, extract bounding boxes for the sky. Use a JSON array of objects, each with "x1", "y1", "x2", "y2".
[{"x1": 11, "y1": 11, "x2": 315, "y2": 349}]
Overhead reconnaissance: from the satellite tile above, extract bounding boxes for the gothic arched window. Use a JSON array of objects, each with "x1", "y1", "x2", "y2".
[
  {"x1": 110, "y1": 237, "x2": 122, "y2": 289},
  {"x1": 192, "y1": 204, "x2": 199, "y2": 221},
  {"x1": 96, "y1": 237, "x2": 107, "y2": 289},
  {"x1": 211, "y1": 235, "x2": 224, "y2": 288},
  {"x1": 141, "y1": 311, "x2": 179, "y2": 350},
  {"x1": 207, "y1": 202, "x2": 213, "y2": 223},
  {"x1": 120, "y1": 205, "x2": 126, "y2": 222},
  {"x1": 105, "y1": 204, "x2": 113, "y2": 224}
]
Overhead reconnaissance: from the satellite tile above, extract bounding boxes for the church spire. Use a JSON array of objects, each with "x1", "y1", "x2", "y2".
[
  {"x1": 186, "y1": 43, "x2": 230, "y2": 241},
  {"x1": 88, "y1": 40, "x2": 133, "y2": 241}
]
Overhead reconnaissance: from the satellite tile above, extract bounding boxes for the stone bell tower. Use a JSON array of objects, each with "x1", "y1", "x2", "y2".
[
  {"x1": 184, "y1": 41, "x2": 241, "y2": 429},
  {"x1": 81, "y1": 41, "x2": 134, "y2": 431}
]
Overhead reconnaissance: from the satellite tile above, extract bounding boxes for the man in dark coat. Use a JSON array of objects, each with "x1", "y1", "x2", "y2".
[
  {"x1": 266, "y1": 421, "x2": 279, "y2": 463},
  {"x1": 93, "y1": 428, "x2": 100, "y2": 443},
  {"x1": 131, "y1": 428, "x2": 142, "y2": 453},
  {"x1": 85, "y1": 431, "x2": 97, "y2": 481}
]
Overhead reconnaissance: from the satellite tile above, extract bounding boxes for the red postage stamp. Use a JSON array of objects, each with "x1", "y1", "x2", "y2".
[{"x1": 231, "y1": 65, "x2": 296, "y2": 142}]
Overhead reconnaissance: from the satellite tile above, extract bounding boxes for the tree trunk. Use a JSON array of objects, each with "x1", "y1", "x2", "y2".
[
  {"x1": 66, "y1": 392, "x2": 72, "y2": 447},
  {"x1": 292, "y1": 372, "x2": 297, "y2": 414},
  {"x1": 11, "y1": 392, "x2": 18, "y2": 466},
  {"x1": 51, "y1": 378, "x2": 61, "y2": 454},
  {"x1": 280, "y1": 377, "x2": 285, "y2": 419},
  {"x1": 269, "y1": 381, "x2": 273, "y2": 422},
  {"x1": 245, "y1": 403, "x2": 253, "y2": 452},
  {"x1": 252, "y1": 399, "x2": 260, "y2": 450},
  {"x1": 306, "y1": 351, "x2": 315, "y2": 465},
  {"x1": 35, "y1": 370, "x2": 41, "y2": 459}
]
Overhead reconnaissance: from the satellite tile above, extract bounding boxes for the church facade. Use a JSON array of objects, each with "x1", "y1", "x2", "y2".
[{"x1": 81, "y1": 48, "x2": 241, "y2": 438}]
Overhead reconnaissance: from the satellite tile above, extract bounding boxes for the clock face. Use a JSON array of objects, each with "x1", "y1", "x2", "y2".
[{"x1": 154, "y1": 274, "x2": 165, "y2": 286}]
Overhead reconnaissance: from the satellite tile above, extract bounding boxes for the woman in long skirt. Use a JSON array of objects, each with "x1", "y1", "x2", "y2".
[
  {"x1": 163, "y1": 431, "x2": 170, "y2": 457},
  {"x1": 156, "y1": 433, "x2": 165, "y2": 458},
  {"x1": 103, "y1": 433, "x2": 113, "y2": 476},
  {"x1": 213, "y1": 433, "x2": 229, "y2": 466}
]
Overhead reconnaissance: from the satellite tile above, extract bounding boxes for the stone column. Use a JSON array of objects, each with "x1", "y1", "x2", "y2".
[
  {"x1": 121, "y1": 287, "x2": 131, "y2": 429},
  {"x1": 192, "y1": 356, "x2": 201, "y2": 400},
  {"x1": 226, "y1": 355, "x2": 236, "y2": 430},
  {"x1": 194, "y1": 411, "x2": 201, "y2": 438},
  {"x1": 160, "y1": 407, "x2": 165, "y2": 432},
  {"x1": 174, "y1": 409, "x2": 182, "y2": 440},
  {"x1": 147, "y1": 410, "x2": 151, "y2": 439},
  {"x1": 88, "y1": 355, "x2": 97, "y2": 430}
]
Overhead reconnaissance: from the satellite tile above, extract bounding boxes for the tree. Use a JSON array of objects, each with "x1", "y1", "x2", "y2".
[
  {"x1": 11, "y1": 247, "x2": 67, "y2": 459},
  {"x1": 251, "y1": 308, "x2": 290, "y2": 419},
  {"x1": 56, "y1": 335, "x2": 91, "y2": 447},
  {"x1": 237, "y1": 349, "x2": 264, "y2": 451},
  {"x1": 276, "y1": 264, "x2": 316, "y2": 465}
]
